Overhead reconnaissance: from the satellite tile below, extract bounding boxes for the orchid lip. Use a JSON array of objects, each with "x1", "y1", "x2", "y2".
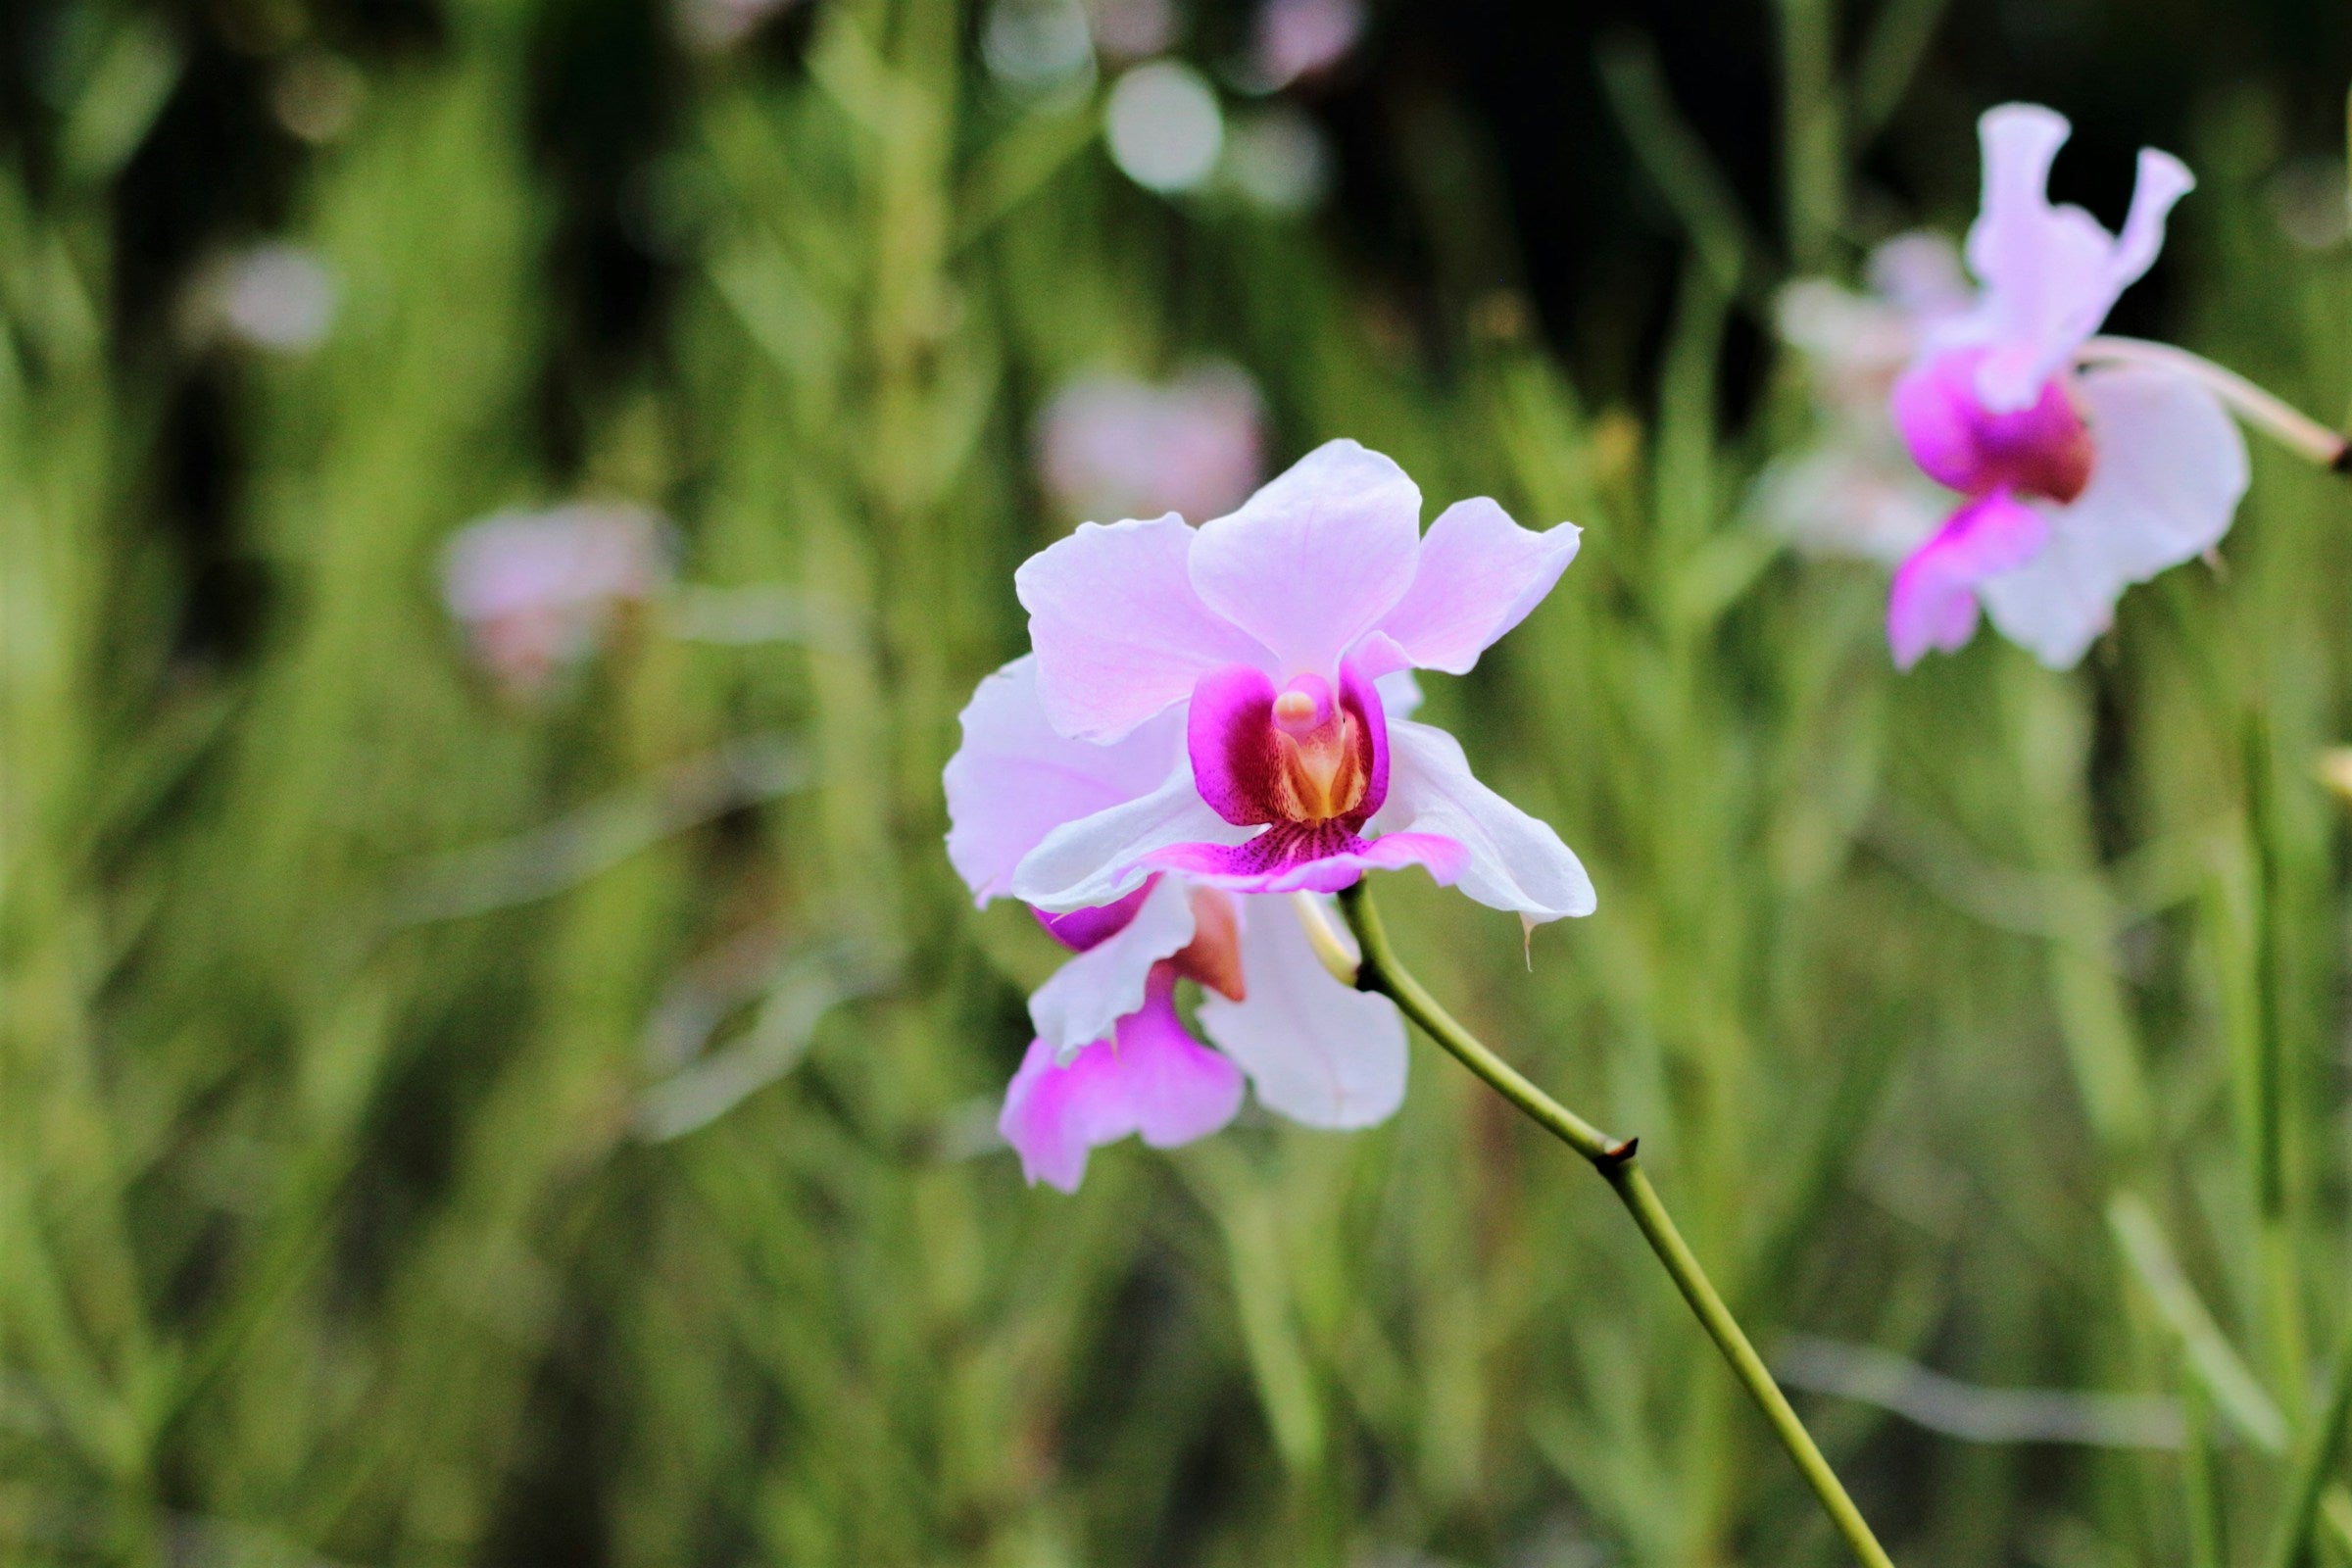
[{"x1": 1892, "y1": 347, "x2": 2095, "y2": 507}]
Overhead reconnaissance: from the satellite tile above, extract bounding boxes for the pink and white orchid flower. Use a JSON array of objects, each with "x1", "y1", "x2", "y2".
[
  {"x1": 945, "y1": 440, "x2": 1593, "y2": 1188},
  {"x1": 1884, "y1": 103, "x2": 2255, "y2": 669}
]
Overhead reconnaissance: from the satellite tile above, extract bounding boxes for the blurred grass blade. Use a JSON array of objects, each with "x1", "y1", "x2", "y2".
[
  {"x1": 58, "y1": 16, "x2": 182, "y2": 189},
  {"x1": 634, "y1": 942, "x2": 900, "y2": 1141},
  {"x1": 1851, "y1": 0, "x2": 1953, "y2": 142},
  {"x1": 956, "y1": 90, "x2": 1102, "y2": 250},
  {"x1": 2108, "y1": 1194, "x2": 2286, "y2": 1453},
  {"x1": 2266, "y1": 1313, "x2": 2352, "y2": 1568},
  {"x1": 388, "y1": 736, "x2": 808, "y2": 925},
  {"x1": 1775, "y1": 1335, "x2": 2184, "y2": 1447},
  {"x1": 1596, "y1": 29, "x2": 1767, "y2": 299}
]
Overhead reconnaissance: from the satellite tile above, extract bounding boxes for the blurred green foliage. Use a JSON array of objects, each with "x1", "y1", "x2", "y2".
[{"x1": 6, "y1": 0, "x2": 2352, "y2": 1564}]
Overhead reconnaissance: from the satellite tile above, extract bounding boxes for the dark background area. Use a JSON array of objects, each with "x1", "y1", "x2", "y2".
[{"x1": 10, "y1": 0, "x2": 2349, "y2": 442}]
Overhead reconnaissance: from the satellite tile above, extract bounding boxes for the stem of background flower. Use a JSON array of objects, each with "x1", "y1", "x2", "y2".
[
  {"x1": 2078, "y1": 336, "x2": 2351, "y2": 470},
  {"x1": 2265, "y1": 1311, "x2": 2352, "y2": 1568},
  {"x1": 1334, "y1": 881, "x2": 1898, "y2": 1568}
]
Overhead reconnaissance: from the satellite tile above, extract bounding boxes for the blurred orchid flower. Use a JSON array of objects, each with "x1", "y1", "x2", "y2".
[
  {"x1": 1754, "y1": 234, "x2": 1971, "y2": 564},
  {"x1": 1883, "y1": 104, "x2": 2270, "y2": 669},
  {"x1": 442, "y1": 503, "x2": 670, "y2": 699},
  {"x1": 945, "y1": 442, "x2": 1592, "y2": 1187},
  {"x1": 1036, "y1": 364, "x2": 1265, "y2": 523},
  {"x1": 1247, "y1": 0, "x2": 1364, "y2": 90}
]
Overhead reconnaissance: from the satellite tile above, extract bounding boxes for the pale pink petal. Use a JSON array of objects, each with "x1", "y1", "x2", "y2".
[
  {"x1": 1365, "y1": 719, "x2": 1595, "y2": 923},
  {"x1": 2108, "y1": 149, "x2": 2197, "y2": 316},
  {"x1": 1188, "y1": 439, "x2": 1422, "y2": 677},
  {"x1": 1369, "y1": 498, "x2": 1580, "y2": 675},
  {"x1": 1867, "y1": 231, "x2": 1972, "y2": 323},
  {"x1": 999, "y1": 969, "x2": 1246, "y2": 1192},
  {"x1": 1197, "y1": 897, "x2": 1407, "y2": 1129},
  {"x1": 1375, "y1": 668, "x2": 1423, "y2": 718},
  {"x1": 1010, "y1": 760, "x2": 1250, "y2": 911},
  {"x1": 1964, "y1": 104, "x2": 2193, "y2": 411},
  {"x1": 1028, "y1": 874, "x2": 1197, "y2": 1056},
  {"x1": 1979, "y1": 364, "x2": 2247, "y2": 668},
  {"x1": 944, "y1": 654, "x2": 1187, "y2": 904},
  {"x1": 1016, "y1": 514, "x2": 1271, "y2": 743},
  {"x1": 1885, "y1": 491, "x2": 2048, "y2": 667}
]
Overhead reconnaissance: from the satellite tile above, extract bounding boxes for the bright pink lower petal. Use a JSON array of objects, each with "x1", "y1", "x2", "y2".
[
  {"x1": 997, "y1": 968, "x2": 1244, "y2": 1193},
  {"x1": 1886, "y1": 491, "x2": 2049, "y2": 668}
]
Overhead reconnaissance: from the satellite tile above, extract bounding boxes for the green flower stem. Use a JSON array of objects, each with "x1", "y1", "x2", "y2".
[
  {"x1": 2265, "y1": 1311, "x2": 2352, "y2": 1568},
  {"x1": 1335, "y1": 882, "x2": 1896, "y2": 1568}
]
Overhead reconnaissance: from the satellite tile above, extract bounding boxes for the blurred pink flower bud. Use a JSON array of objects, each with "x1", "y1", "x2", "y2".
[
  {"x1": 1035, "y1": 364, "x2": 1267, "y2": 523},
  {"x1": 1248, "y1": 0, "x2": 1363, "y2": 90},
  {"x1": 441, "y1": 503, "x2": 671, "y2": 699}
]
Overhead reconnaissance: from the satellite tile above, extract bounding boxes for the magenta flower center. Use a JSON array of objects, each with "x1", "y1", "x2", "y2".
[
  {"x1": 1188, "y1": 662, "x2": 1389, "y2": 834},
  {"x1": 1267, "y1": 677, "x2": 1370, "y2": 821},
  {"x1": 1891, "y1": 347, "x2": 2096, "y2": 506}
]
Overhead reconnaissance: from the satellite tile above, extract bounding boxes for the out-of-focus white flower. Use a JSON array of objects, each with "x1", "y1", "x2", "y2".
[
  {"x1": 1754, "y1": 233, "x2": 1965, "y2": 565},
  {"x1": 1244, "y1": 0, "x2": 1363, "y2": 91},
  {"x1": 442, "y1": 503, "x2": 671, "y2": 698},
  {"x1": 984, "y1": 0, "x2": 1177, "y2": 87},
  {"x1": 1105, "y1": 60, "x2": 1224, "y2": 193},
  {"x1": 1751, "y1": 448, "x2": 1947, "y2": 568},
  {"x1": 182, "y1": 244, "x2": 338, "y2": 354},
  {"x1": 1036, "y1": 364, "x2": 1266, "y2": 524},
  {"x1": 1224, "y1": 105, "x2": 1332, "y2": 214},
  {"x1": 678, "y1": 0, "x2": 806, "y2": 53}
]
